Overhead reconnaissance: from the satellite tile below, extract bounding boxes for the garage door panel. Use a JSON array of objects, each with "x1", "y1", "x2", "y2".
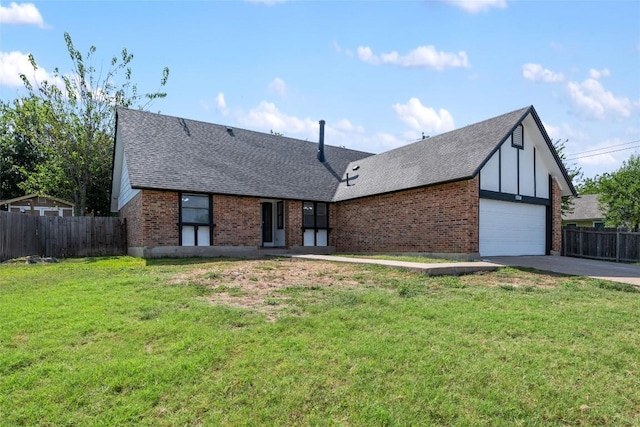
[{"x1": 480, "y1": 199, "x2": 546, "y2": 256}]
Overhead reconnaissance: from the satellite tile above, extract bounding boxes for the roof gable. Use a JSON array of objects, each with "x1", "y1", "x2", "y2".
[
  {"x1": 333, "y1": 106, "x2": 551, "y2": 201},
  {"x1": 333, "y1": 105, "x2": 576, "y2": 201}
]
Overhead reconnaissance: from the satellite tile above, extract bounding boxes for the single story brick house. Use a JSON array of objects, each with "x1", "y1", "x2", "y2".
[{"x1": 110, "y1": 105, "x2": 575, "y2": 258}]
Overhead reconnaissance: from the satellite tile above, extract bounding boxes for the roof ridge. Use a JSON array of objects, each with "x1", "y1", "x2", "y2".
[{"x1": 117, "y1": 107, "x2": 373, "y2": 156}]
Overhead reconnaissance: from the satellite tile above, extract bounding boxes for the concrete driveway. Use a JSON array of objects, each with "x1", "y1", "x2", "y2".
[{"x1": 486, "y1": 256, "x2": 640, "y2": 286}]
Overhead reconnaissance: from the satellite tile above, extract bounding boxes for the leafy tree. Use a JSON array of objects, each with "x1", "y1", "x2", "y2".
[
  {"x1": 553, "y1": 139, "x2": 582, "y2": 215},
  {"x1": 575, "y1": 175, "x2": 601, "y2": 195},
  {"x1": 16, "y1": 32, "x2": 169, "y2": 215},
  {"x1": 0, "y1": 97, "x2": 49, "y2": 202},
  {"x1": 598, "y1": 154, "x2": 640, "y2": 230}
]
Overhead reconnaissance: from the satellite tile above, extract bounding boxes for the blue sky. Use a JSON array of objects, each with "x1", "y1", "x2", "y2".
[{"x1": 1, "y1": 0, "x2": 639, "y2": 182}]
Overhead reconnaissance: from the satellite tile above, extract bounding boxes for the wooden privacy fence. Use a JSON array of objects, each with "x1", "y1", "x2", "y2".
[
  {"x1": 563, "y1": 227, "x2": 640, "y2": 263},
  {"x1": 0, "y1": 211, "x2": 127, "y2": 261}
]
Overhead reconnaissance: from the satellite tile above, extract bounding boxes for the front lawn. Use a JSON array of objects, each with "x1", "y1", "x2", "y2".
[{"x1": 1, "y1": 257, "x2": 638, "y2": 426}]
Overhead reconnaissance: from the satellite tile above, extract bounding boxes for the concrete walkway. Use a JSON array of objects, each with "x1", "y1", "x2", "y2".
[
  {"x1": 292, "y1": 254, "x2": 501, "y2": 276},
  {"x1": 486, "y1": 256, "x2": 640, "y2": 286},
  {"x1": 292, "y1": 254, "x2": 640, "y2": 287}
]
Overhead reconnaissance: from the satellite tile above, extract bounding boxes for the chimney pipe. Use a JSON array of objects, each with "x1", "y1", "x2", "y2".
[{"x1": 317, "y1": 120, "x2": 326, "y2": 163}]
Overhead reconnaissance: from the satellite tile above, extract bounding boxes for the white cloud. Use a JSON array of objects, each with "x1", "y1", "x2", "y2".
[
  {"x1": 357, "y1": 45, "x2": 470, "y2": 70},
  {"x1": 441, "y1": 0, "x2": 507, "y2": 14},
  {"x1": 522, "y1": 63, "x2": 565, "y2": 83},
  {"x1": 588, "y1": 68, "x2": 611, "y2": 80},
  {"x1": 231, "y1": 100, "x2": 407, "y2": 152},
  {"x1": 268, "y1": 77, "x2": 286, "y2": 97},
  {"x1": 566, "y1": 78, "x2": 636, "y2": 121},
  {"x1": 0, "y1": 50, "x2": 58, "y2": 87},
  {"x1": 0, "y1": 2, "x2": 44, "y2": 26},
  {"x1": 357, "y1": 46, "x2": 374, "y2": 63},
  {"x1": 542, "y1": 121, "x2": 588, "y2": 144},
  {"x1": 333, "y1": 118, "x2": 364, "y2": 134},
  {"x1": 570, "y1": 139, "x2": 625, "y2": 170},
  {"x1": 216, "y1": 92, "x2": 229, "y2": 116},
  {"x1": 392, "y1": 98, "x2": 455, "y2": 135},
  {"x1": 543, "y1": 123, "x2": 630, "y2": 177},
  {"x1": 238, "y1": 101, "x2": 316, "y2": 136}
]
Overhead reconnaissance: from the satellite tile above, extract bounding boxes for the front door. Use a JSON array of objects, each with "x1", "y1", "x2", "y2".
[{"x1": 261, "y1": 202, "x2": 273, "y2": 246}]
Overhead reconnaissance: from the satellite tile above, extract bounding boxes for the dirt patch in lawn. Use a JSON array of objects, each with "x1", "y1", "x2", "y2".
[
  {"x1": 170, "y1": 259, "x2": 568, "y2": 320},
  {"x1": 170, "y1": 258, "x2": 376, "y2": 320}
]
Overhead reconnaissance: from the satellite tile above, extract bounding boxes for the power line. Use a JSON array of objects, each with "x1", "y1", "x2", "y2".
[
  {"x1": 566, "y1": 144, "x2": 640, "y2": 161},
  {"x1": 565, "y1": 139, "x2": 640, "y2": 157}
]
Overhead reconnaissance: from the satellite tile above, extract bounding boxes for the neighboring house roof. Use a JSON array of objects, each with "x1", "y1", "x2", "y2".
[
  {"x1": 562, "y1": 194, "x2": 605, "y2": 221},
  {"x1": 0, "y1": 194, "x2": 74, "y2": 207},
  {"x1": 333, "y1": 105, "x2": 575, "y2": 201},
  {"x1": 112, "y1": 105, "x2": 575, "y2": 208},
  {"x1": 114, "y1": 108, "x2": 372, "y2": 202}
]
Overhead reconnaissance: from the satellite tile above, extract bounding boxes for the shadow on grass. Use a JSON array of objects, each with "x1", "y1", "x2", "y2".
[{"x1": 498, "y1": 265, "x2": 569, "y2": 278}]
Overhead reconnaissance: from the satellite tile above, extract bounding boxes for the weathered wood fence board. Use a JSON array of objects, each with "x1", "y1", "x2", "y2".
[
  {"x1": 0, "y1": 211, "x2": 127, "y2": 260},
  {"x1": 563, "y1": 227, "x2": 640, "y2": 262}
]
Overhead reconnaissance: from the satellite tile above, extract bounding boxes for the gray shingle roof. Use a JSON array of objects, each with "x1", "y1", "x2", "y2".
[
  {"x1": 115, "y1": 105, "x2": 574, "y2": 204},
  {"x1": 333, "y1": 106, "x2": 532, "y2": 201},
  {"x1": 116, "y1": 108, "x2": 372, "y2": 201},
  {"x1": 562, "y1": 194, "x2": 605, "y2": 221}
]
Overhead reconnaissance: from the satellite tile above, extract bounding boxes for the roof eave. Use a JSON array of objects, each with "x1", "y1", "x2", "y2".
[
  {"x1": 333, "y1": 175, "x2": 475, "y2": 203},
  {"x1": 528, "y1": 106, "x2": 577, "y2": 196}
]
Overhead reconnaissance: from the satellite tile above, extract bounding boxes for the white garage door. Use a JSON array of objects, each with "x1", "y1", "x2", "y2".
[{"x1": 479, "y1": 199, "x2": 546, "y2": 256}]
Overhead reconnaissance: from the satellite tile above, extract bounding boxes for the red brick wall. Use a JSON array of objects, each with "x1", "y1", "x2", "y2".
[
  {"x1": 334, "y1": 178, "x2": 479, "y2": 254},
  {"x1": 285, "y1": 200, "x2": 303, "y2": 247},
  {"x1": 552, "y1": 179, "x2": 562, "y2": 253},
  {"x1": 119, "y1": 191, "x2": 143, "y2": 247},
  {"x1": 213, "y1": 195, "x2": 261, "y2": 246},
  {"x1": 141, "y1": 190, "x2": 179, "y2": 246},
  {"x1": 329, "y1": 203, "x2": 339, "y2": 247},
  {"x1": 121, "y1": 191, "x2": 307, "y2": 249}
]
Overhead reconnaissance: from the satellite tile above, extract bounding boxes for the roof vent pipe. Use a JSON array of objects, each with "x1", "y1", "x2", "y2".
[{"x1": 317, "y1": 120, "x2": 326, "y2": 163}]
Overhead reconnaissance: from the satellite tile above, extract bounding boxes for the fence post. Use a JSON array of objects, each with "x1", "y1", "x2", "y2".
[
  {"x1": 579, "y1": 229, "x2": 583, "y2": 257},
  {"x1": 563, "y1": 227, "x2": 566, "y2": 256},
  {"x1": 616, "y1": 228, "x2": 620, "y2": 263}
]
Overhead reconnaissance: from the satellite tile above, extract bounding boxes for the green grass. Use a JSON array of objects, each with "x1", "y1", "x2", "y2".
[{"x1": 1, "y1": 257, "x2": 639, "y2": 426}]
